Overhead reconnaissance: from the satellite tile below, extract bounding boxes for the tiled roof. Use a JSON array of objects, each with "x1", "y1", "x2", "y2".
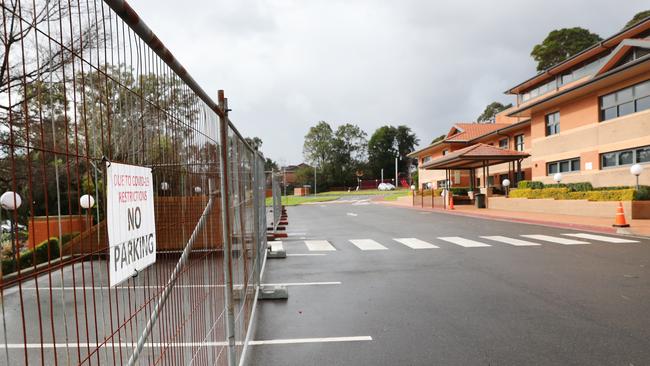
[
  {"x1": 420, "y1": 143, "x2": 530, "y2": 170},
  {"x1": 445, "y1": 123, "x2": 511, "y2": 142}
]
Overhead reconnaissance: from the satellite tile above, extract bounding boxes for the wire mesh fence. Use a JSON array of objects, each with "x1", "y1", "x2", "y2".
[
  {"x1": 0, "y1": 0, "x2": 266, "y2": 365},
  {"x1": 266, "y1": 172, "x2": 282, "y2": 233}
]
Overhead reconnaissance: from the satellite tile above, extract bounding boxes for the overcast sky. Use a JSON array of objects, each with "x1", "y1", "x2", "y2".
[{"x1": 129, "y1": 0, "x2": 648, "y2": 166}]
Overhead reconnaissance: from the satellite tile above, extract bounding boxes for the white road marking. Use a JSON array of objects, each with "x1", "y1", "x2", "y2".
[
  {"x1": 249, "y1": 336, "x2": 372, "y2": 345},
  {"x1": 305, "y1": 240, "x2": 336, "y2": 251},
  {"x1": 437, "y1": 237, "x2": 491, "y2": 248},
  {"x1": 22, "y1": 282, "x2": 339, "y2": 291},
  {"x1": 263, "y1": 281, "x2": 341, "y2": 286},
  {"x1": 288, "y1": 232, "x2": 307, "y2": 236},
  {"x1": 286, "y1": 253, "x2": 327, "y2": 257},
  {"x1": 480, "y1": 236, "x2": 541, "y2": 247},
  {"x1": 349, "y1": 239, "x2": 388, "y2": 251},
  {"x1": 2, "y1": 336, "x2": 372, "y2": 349},
  {"x1": 393, "y1": 238, "x2": 439, "y2": 249},
  {"x1": 346, "y1": 212, "x2": 358, "y2": 216},
  {"x1": 563, "y1": 233, "x2": 639, "y2": 243},
  {"x1": 521, "y1": 234, "x2": 589, "y2": 245}
]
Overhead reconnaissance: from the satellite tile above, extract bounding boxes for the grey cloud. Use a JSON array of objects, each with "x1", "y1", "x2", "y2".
[{"x1": 128, "y1": 0, "x2": 649, "y2": 164}]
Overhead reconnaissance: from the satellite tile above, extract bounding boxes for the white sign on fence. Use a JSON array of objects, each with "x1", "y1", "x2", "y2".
[{"x1": 107, "y1": 162, "x2": 157, "y2": 287}]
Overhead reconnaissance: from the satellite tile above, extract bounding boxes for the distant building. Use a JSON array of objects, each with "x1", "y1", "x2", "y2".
[
  {"x1": 281, "y1": 163, "x2": 311, "y2": 185},
  {"x1": 410, "y1": 18, "x2": 650, "y2": 189}
]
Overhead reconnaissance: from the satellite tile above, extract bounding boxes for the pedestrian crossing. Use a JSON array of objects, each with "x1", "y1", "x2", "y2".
[
  {"x1": 349, "y1": 239, "x2": 388, "y2": 250},
  {"x1": 287, "y1": 233, "x2": 640, "y2": 252}
]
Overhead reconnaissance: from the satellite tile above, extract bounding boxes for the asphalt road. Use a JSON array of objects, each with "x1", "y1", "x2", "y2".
[{"x1": 247, "y1": 198, "x2": 650, "y2": 366}]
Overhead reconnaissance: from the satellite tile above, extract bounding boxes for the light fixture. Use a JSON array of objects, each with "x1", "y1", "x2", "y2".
[
  {"x1": 502, "y1": 179, "x2": 511, "y2": 198},
  {"x1": 630, "y1": 164, "x2": 644, "y2": 190},
  {"x1": 0, "y1": 191, "x2": 22, "y2": 211},
  {"x1": 194, "y1": 186, "x2": 202, "y2": 194},
  {"x1": 160, "y1": 181, "x2": 170, "y2": 191},
  {"x1": 79, "y1": 194, "x2": 95, "y2": 209},
  {"x1": 553, "y1": 173, "x2": 563, "y2": 183}
]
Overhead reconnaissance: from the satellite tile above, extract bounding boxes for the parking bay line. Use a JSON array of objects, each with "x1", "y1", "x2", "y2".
[
  {"x1": 3, "y1": 336, "x2": 372, "y2": 349},
  {"x1": 21, "y1": 281, "x2": 341, "y2": 291}
]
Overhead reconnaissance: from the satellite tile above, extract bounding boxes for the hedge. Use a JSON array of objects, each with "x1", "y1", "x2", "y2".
[
  {"x1": 1, "y1": 237, "x2": 60, "y2": 275},
  {"x1": 517, "y1": 180, "x2": 544, "y2": 189},
  {"x1": 510, "y1": 188, "x2": 637, "y2": 201}
]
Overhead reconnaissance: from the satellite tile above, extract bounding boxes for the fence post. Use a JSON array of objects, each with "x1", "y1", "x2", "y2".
[
  {"x1": 218, "y1": 90, "x2": 237, "y2": 366},
  {"x1": 252, "y1": 154, "x2": 261, "y2": 287}
]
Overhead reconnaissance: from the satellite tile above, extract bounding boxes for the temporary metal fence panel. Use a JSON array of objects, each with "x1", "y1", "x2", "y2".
[
  {"x1": 271, "y1": 173, "x2": 281, "y2": 232},
  {"x1": 0, "y1": 0, "x2": 267, "y2": 365}
]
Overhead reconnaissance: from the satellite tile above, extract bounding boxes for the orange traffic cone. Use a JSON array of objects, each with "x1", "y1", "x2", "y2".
[
  {"x1": 449, "y1": 194, "x2": 455, "y2": 210},
  {"x1": 612, "y1": 202, "x2": 630, "y2": 227}
]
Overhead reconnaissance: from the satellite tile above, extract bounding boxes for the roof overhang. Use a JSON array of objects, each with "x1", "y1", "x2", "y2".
[
  {"x1": 505, "y1": 17, "x2": 650, "y2": 95},
  {"x1": 507, "y1": 55, "x2": 650, "y2": 118},
  {"x1": 420, "y1": 143, "x2": 530, "y2": 170}
]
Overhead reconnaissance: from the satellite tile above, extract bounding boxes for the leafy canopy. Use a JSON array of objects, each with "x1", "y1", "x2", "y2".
[
  {"x1": 624, "y1": 10, "x2": 650, "y2": 29},
  {"x1": 368, "y1": 125, "x2": 418, "y2": 179},
  {"x1": 477, "y1": 102, "x2": 513, "y2": 122},
  {"x1": 530, "y1": 27, "x2": 602, "y2": 71}
]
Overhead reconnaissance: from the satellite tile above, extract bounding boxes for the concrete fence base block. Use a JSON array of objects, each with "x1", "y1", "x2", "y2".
[
  {"x1": 279, "y1": 221, "x2": 288, "y2": 225},
  {"x1": 267, "y1": 242, "x2": 286, "y2": 258},
  {"x1": 259, "y1": 285, "x2": 288, "y2": 300},
  {"x1": 276, "y1": 226, "x2": 286, "y2": 231},
  {"x1": 274, "y1": 233, "x2": 288, "y2": 238}
]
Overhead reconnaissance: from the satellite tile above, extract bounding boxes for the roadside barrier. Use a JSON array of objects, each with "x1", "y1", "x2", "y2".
[{"x1": 0, "y1": 1, "x2": 268, "y2": 365}]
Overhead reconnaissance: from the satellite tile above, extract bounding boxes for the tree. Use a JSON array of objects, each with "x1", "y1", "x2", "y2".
[
  {"x1": 477, "y1": 102, "x2": 513, "y2": 122},
  {"x1": 302, "y1": 121, "x2": 368, "y2": 188},
  {"x1": 431, "y1": 134, "x2": 446, "y2": 144},
  {"x1": 245, "y1": 137, "x2": 263, "y2": 150},
  {"x1": 303, "y1": 121, "x2": 334, "y2": 169},
  {"x1": 367, "y1": 125, "x2": 418, "y2": 180},
  {"x1": 328, "y1": 124, "x2": 367, "y2": 186},
  {"x1": 294, "y1": 165, "x2": 314, "y2": 186},
  {"x1": 264, "y1": 158, "x2": 278, "y2": 171},
  {"x1": 624, "y1": 10, "x2": 650, "y2": 29},
  {"x1": 531, "y1": 27, "x2": 602, "y2": 71}
]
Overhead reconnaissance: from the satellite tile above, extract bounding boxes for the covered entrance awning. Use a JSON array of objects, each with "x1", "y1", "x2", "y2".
[{"x1": 420, "y1": 143, "x2": 530, "y2": 190}]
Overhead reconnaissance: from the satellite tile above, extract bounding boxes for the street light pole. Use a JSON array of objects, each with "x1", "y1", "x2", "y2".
[{"x1": 395, "y1": 157, "x2": 398, "y2": 188}]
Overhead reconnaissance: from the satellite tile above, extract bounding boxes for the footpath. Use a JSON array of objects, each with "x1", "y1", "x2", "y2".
[{"x1": 380, "y1": 196, "x2": 650, "y2": 238}]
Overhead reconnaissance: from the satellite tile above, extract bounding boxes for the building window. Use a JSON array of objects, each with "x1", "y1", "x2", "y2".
[
  {"x1": 514, "y1": 134, "x2": 524, "y2": 151},
  {"x1": 600, "y1": 79, "x2": 650, "y2": 121},
  {"x1": 422, "y1": 156, "x2": 432, "y2": 164},
  {"x1": 545, "y1": 112, "x2": 560, "y2": 136},
  {"x1": 547, "y1": 158, "x2": 580, "y2": 175},
  {"x1": 498, "y1": 138, "x2": 508, "y2": 149},
  {"x1": 601, "y1": 145, "x2": 650, "y2": 168},
  {"x1": 442, "y1": 149, "x2": 448, "y2": 156}
]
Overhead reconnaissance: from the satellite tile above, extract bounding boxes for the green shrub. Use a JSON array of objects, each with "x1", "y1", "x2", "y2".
[
  {"x1": 510, "y1": 188, "x2": 570, "y2": 199},
  {"x1": 510, "y1": 188, "x2": 636, "y2": 201},
  {"x1": 1, "y1": 237, "x2": 59, "y2": 276},
  {"x1": 567, "y1": 182, "x2": 593, "y2": 192},
  {"x1": 543, "y1": 183, "x2": 567, "y2": 189},
  {"x1": 634, "y1": 185, "x2": 650, "y2": 200},
  {"x1": 517, "y1": 180, "x2": 544, "y2": 189},
  {"x1": 61, "y1": 232, "x2": 80, "y2": 245}
]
